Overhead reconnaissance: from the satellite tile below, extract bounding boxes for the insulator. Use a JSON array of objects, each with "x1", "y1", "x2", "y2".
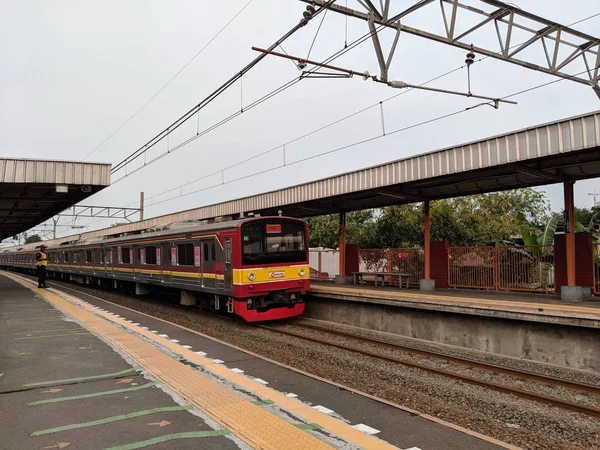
[
  {"x1": 465, "y1": 51, "x2": 475, "y2": 66},
  {"x1": 306, "y1": 5, "x2": 316, "y2": 14},
  {"x1": 303, "y1": 11, "x2": 312, "y2": 19}
]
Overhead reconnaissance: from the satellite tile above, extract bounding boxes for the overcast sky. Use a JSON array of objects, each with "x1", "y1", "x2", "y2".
[{"x1": 1, "y1": 0, "x2": 599, "y2": 239}]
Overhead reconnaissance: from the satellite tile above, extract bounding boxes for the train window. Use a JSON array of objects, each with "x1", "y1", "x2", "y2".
[
  {"x1": 135, "y1": 247, "x2": 141, "y2": 262},
  {"x1": 203, "y1": 243, "x2": 209, "y2": 261},
  {"x1": 98, "y1": 249, "x2": 104, "y2": 264},
  {"x1": 144, "y1": 246, "x2": 157, "y2": 265},
  {"x1": 225, "y1": 240, "x2": 231, "y2": 264},
  {"x1": 64, "y1": 252, "x2": 70, "y2": 262},
  {"x1": 121, "y1": 247, "x2": 131, "y2": 264},
  {"x1": 177, "y1": 243, "x2": 194, "y2": 266},
  {"x1": 241, "y1": 220, "x2": 306, "y2": 265},
  {"x1": 211, "y1": 243, "x2": 216, "y2": 261},
  {"x1": 86, "y1": 251, "x2": 93, "y2": 263}
]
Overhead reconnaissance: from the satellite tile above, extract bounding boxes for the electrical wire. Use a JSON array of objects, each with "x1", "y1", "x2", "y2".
[
  {"x1": 83, "y1": 0, "x2": 256, "y2": 161},
  {"x1": 110, "y1": 0, "x2": 338, "y2": 176},
  {"x1": 108, "y1": 8, "x2": 388, "y2": 185},
  {"x1": 127, "y1": 67, "x2": 595, "y2": 210},
  {"x1": 137, "y1": 8, "x2": 600, "y2": 202},
  {"x1": 47, "y1": 10, "x2": 600, "y2": 235},
  {"x1": 306, "y1": 5, "x2": 328, "y2": 60}
]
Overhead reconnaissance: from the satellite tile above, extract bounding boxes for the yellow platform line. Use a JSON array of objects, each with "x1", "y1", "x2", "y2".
[
  {"x1": 6, "y1": 273, "x2": 398, "y2": 450},
  {"x1": 310, "y1": 285, "x2": 600, "y2": 316}
]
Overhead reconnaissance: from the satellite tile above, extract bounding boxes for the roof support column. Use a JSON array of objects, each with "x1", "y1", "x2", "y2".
[
  {"x1": 339, "y1": 212, "x2": 346, "y2": 276},
  {"x1": 139, "y1": 192, "x2": 145, "y2": 222},
  {"x1": 420, "y1": 200, "x2": 435, "y2": 291},
  {"x1": 561, "y1": 181, "x2": 583, "y2": 302}
]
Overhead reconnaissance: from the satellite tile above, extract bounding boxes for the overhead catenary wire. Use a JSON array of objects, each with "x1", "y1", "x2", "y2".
[
  {"x1": 110, "y1": 0, "x2": 338, "y2": 176},
  {"x1": 108, "y1": 10, "x2": 389, "y2": 185},
  {"x1": 46, "y1": 10, "x2": 600, "y2": 236},
  {"x1": 108, "y1": 8, "x2": 600, "y2": 194},
  {"x1": 134, "y1": 9, "x2": 600, "y2": 203},
  {"x1": 83, "y1": 0, "x2": 256, "y2": 161},
  {"x1": 127, "y1": 67, "x2": 595, "y2": 210}
]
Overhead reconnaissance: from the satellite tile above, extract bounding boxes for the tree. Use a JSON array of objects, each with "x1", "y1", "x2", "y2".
[
  {"x1": 25, "y1": 234, "x2": 42, "y2": 244},
  {"x1": 110, "y1": 222, "x2": 128, "y2": 227},
  {"x1": 305, "y1": 210, "x2": 377, "y2": 248},
  {"x1": 304, "y1": 188, "x2": 551, "y2": 249}
]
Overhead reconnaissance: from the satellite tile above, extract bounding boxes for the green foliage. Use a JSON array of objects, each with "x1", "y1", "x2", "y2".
[
  {"x1": 305, "y1": 210, "x2": 377, "y2": 248},
  {"x1": 25, "y1": 234, "x2": 42, "y2": 244},
  {"x1": 110, "y1": 222, "x2": 128, "y2": 228},
  {"x1": 516, "y1": 213, "x2": 558, "y2": 246},
  {"x1": 305, "y1": 188, "x2": 552, "y2": 249}
]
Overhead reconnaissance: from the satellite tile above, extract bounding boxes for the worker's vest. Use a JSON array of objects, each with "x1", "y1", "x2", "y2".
[{"x1": 36, "y1": 252, "x2": 48, "y2": 267}]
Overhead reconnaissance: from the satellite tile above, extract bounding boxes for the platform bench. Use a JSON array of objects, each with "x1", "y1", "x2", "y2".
[{"x1": 353, "y1": 272, "x2": 411, "y2": 288}]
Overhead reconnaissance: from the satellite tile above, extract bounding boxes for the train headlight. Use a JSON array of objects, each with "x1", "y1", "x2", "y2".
[
  {"x1": 298, "y1": 268, "x2": 305, "y2": 276},
  {"x1": 247, "y1": 272, "x2": 255, "y2": 281}
]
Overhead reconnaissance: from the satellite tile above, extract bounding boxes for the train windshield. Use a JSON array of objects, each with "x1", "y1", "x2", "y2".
[{"x1": 241, "y1": 220, "x2": 306, "y2": 266}]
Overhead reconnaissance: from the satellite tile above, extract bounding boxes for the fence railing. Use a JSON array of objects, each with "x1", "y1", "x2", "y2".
[
  {"x1": 359, "y1": 248, "x2": 424, "y2": 286},
  {"x1": 497, "y1": 245, "x2": 555, "y2": 292},
  {"x1": 309, "y1": 250, "x2": 340, "y2": 280},
  {"x1": 449, "y1": 245, "x2": 555, "y2": 293},
  {"x1": 448, "y1": 246, "x2": 495, "y2": 289},
  {"x1": 594, "y1": 244, "x2": 600, "y2": 296}
]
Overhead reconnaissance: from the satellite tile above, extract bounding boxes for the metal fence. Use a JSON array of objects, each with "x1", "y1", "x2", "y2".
[
  {"x1": 309, "y1": 250, "x2": 340, "y2": 280},
  {"x1": 594, "y1": 244, "x2": 600, "y2": 296},
  {"x1": 448, "y1": 245, "x2": 555, "y2": 292},
  {"x1": 359, "y1": 248, "x2": 424, "y2": 286},
  {"x1": 448, "y1": 246, "x2": 495, "y2": 289},
  {"x1": 497, "y1": 245, "x2": 555, "y2": 292}
]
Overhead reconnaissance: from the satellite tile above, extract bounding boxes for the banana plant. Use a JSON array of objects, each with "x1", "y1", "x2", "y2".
[
  {"x1": 575, "y1": 212, "x2": 600, "y2": 256},
  {"x1": 515, "y1": 213, "x2": 558, "y2": 250}
]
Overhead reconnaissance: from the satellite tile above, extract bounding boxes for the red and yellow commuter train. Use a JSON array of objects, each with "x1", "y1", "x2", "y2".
[{"x1": 0, "y1": 216, "x2": 310, "y2": 322}]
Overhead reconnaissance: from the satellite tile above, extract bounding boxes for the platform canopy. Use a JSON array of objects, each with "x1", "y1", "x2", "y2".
[{"x1": 0, "y1": 158, "x2": 111, "y2": 240}]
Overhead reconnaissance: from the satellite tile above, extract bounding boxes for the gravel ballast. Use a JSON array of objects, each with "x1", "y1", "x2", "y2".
[{"x1": 46, "y1": 282, "x2": 600, "y2": 450}]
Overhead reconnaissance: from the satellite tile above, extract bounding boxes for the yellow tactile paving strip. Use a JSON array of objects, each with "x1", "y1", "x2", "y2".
[
  {"x1": 310, "y1": 285, "x2": 600, "y2": 319},
  {"x1": 5, "y1": 273, "x2": 399, "y2": 450}
]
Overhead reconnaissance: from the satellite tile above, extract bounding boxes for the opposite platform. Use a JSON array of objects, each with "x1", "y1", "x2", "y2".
[
  {"x1": 308, "y1": 283, "x2": 600, "y2": 329},
  {"x1": 0, "y1": 272, "x2": 515, "y2": 450}
]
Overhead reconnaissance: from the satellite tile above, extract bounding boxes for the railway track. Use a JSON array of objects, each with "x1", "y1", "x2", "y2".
[
  {"x1": 23, "y1": 275, "x2": 600, "y2": 420},
  {"x1": 259, "y1": 320, "x2": 600, "y2": 419}
]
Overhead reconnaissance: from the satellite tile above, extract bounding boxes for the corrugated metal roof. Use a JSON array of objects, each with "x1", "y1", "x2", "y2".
[
  {"x1": 0, "y1": 158, "x2": 111, "y2": 185},
  {"x1": 44, "y1": 110, "x2": 600, "y2": 242},
  {"x1": 0, "y1": 158, "x2": 112, "y2": 239}
]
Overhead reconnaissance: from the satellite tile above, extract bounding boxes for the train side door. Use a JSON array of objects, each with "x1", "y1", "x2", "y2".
[
  {"x1": 201, "y1": 239, "x2": 216, "y2": 289},
  {"x1": 224, "y1": 238, "x2": 232, "y2": 291},
  {"x1": 133, "y1": 246, "x2": 140, "y2": 280},
  {"x1": 199, "y1": 242, "x2": 205, "y2": 288},
  {"x1": 163, "y1": 243, "x2": 174, "y2": 282}
]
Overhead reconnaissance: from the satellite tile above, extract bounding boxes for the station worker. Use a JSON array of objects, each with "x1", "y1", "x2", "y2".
[{"x1": 36, "y1": 244, "x2": 48, "y2": 288}]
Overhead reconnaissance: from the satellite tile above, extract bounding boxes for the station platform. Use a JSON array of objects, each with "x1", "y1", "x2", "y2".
[
  {"x1": 308, "y1": 282, "x2": 600, "y2": 329},
  {"x1": 0, "y1": 272, "x2": 514, "y2": 450}
]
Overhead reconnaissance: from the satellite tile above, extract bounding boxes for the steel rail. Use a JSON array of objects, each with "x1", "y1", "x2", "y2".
[
  {"x1": 258, "y1": 322, "x2": 600, "y2": 419},
  {"x1": 290, "y1": 320, "x2": 600, "y2": 395},
  {"x1": 17, "y1": 273, "x2": 600, "y2": 419}
]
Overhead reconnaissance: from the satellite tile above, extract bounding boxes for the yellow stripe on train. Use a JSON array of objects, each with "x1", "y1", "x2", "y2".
[
  {"x1": 40, "y1": 263, "x2": 309, "y2": 285},
  {"x1": 232, "y1": 265, "x2": 309, "y2": 284}
]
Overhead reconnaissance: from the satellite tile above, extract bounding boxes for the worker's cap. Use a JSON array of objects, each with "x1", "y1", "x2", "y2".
[{"x1": 40, "y1": 245, "x2": 47, "y2": 249}]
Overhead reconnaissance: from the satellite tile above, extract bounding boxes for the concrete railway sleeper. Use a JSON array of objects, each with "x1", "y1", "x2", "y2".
[
  {"x1": 287, "y1": 320, "x2": 600, "y2": 396},
  {"x1": 14, "y1": 274, "x2": 600, "y2": 449},
  {"x1": 259, "y1": 322, "x2": 600, "y2": 420}
]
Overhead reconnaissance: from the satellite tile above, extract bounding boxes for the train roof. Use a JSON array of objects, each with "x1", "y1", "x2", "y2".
[{"x1": 0, "y1": 216, "x2": 305, "y2": 253}]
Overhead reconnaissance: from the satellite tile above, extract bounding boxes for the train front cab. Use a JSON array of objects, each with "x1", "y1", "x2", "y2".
[{"x1": 232, "y1": 218, "x2": 309, "y2": 322}]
